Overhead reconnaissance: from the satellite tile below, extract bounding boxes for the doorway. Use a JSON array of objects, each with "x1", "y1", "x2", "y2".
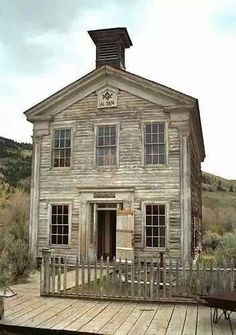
[{"x1": 97, "y1": 207, "x2": 116, "y2": 259}]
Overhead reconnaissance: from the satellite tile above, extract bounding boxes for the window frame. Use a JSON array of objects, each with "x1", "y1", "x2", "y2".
[
  {"x1": 94, "y1": 123, "x2": 120, "y2": 169},
  {"x1": 48, "y1": 202, "x2": 72, "y2": 248},
  {"x1": 51, "y1": 125, "x2": 74, "y2": 170},
  {"x1": 142, "y1": 201, "x2": 169, "y2": 251},
  {"x1": 142, "y1": 121, "x2": 168, "y2": 167}
]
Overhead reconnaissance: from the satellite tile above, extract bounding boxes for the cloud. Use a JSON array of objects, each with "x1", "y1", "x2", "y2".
[{"x1": 0, "y1": 0, "x2": 96, "y2": 74}]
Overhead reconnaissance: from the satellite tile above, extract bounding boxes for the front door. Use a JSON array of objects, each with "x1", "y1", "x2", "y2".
[{"x1": 97, "y1": 206, "x2": 116, "y2": 259}]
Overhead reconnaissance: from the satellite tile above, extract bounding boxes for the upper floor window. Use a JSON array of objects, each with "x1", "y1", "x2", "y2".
[
  {"x1": 50, "y1": 205, "x2": 69, "y2": 246},
  {"x1": 145, "y1": 204, "x2": 166, "y2": 248},
  {"x1": 53, "y1": 129, "x2": 71, "y2": 167},
  {"x1": 145, "y1": 123, "x2": 165, "y2": 165},
  {"x1": 97, "y1": 125, "x2": 117, "y2": 166}
]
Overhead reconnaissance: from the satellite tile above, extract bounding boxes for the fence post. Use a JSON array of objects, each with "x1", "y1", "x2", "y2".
[{"x1": 41, "y1": 248, "x2": 51, "y2": 294}]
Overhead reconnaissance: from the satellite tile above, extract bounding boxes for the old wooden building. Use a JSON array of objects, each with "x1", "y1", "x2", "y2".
[{"x1": 25, "y1": 28, "x2": 205, "y2": 263}]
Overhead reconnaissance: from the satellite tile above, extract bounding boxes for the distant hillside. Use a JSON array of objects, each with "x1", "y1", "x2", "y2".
[
  {"x1": 0, "y1": 136, "x2": 32, "y2": 187},
  {"x1": 202, "y1": 172, "x2": 236, "y2": 234}
]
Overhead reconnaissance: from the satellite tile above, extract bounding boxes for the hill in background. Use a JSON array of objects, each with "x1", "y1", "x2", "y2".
[
  {"x1": 0, "y1": 136, "x2": 32, "y2": 188},
  {"x1": 202, "y1": 172, "x2": 236, "y2": 234},
  {"x1": 0, "y1": 136, "x2": 235, "y2": 235}
]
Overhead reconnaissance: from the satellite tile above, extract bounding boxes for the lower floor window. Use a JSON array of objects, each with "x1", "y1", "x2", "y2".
[
  {"x1": 50, "y1": 204, "x2": 69, "y2": 245},
  {"x1": 145, "y1": 204, "x2": 166, "y2": 248}
]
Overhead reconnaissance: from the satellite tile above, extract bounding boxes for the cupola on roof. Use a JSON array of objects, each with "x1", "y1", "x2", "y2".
[{"x1": 88, "y1": 27, "x2": 132, "y2": 70}]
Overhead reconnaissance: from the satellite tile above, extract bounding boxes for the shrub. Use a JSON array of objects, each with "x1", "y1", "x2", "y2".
[
  {"x1": 203, "y1": 232, "x2": 222, "y2": 251},
  {"x1": 0, "y1": 189, "x2": 34, "y2": 285}
]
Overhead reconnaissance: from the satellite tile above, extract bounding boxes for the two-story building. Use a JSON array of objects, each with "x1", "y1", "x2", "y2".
[{"x1": 25, "y1": 28, "x2": 205, "y2": 263}]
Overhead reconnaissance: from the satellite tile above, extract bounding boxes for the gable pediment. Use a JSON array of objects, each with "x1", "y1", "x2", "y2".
[{"x1": 25, "y1": 65, "x2": 196, "y2": 122}]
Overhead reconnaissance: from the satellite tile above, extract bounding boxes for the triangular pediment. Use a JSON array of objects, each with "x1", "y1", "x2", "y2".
[{"x1": 25, "y1": 65, "x2": 196, "y2": 122}]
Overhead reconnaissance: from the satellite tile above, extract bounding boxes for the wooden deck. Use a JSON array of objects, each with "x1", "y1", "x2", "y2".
[{"x1": 0, "y1": 272, "x2": 235, "y2": 334}]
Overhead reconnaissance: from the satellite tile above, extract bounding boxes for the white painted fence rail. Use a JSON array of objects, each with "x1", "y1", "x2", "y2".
[{"x1": 40, "y1": 249, "x2": 236, "y2": 302}]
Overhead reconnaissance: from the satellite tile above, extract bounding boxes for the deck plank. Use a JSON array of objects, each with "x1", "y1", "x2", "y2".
[
  {"x1": 211, "y1": 311, "x2": 231, "y2": 335},
  {"x1": 66, "y1": 301, "x2": 111, "y2": 331},
  {"x1": 145, "y1": 304, "x2": 174, "y2": 335},
  {"x1": 128, "y1": 304, "x2": 158, "y2": 335},
  {"x1": 196, "y1": 306, "x2": 212, "y2": 335},
  {"x1": 10, "y1": 299, "x2": 57, "y2": 326},
  {"x1": 165, "y1": 305, "x2": 187, "y2": 335},
  {"x1": 80, "y1": 301, "x2": 124, "y2": 333},
  {"x1": 99, "y1": 302, "x2": 137, "y2": 334},
  {"x1": 182, "y1": 305, "x2": 197, "y2": 335},
  {"x1": 52, "y1": 300, "x2": 99, "y2": 330},
  {"x1": 38, "y1": 300, "x2": 88, "y2": 329},
  {"x1": 114, "y1": 303, "x2": 148, "y2": 335},
  {"x1": 1, "y1": 298, "x2": 55, "y2": 324}
]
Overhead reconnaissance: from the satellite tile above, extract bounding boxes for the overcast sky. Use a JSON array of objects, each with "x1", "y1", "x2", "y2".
[{"x1": 0, "y1": 0, "x2": 235, "y2": 179}]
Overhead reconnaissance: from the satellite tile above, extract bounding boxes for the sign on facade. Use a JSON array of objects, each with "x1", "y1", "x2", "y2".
[{"x1": 97, "y1": 87, "x2": 118, "y2": 108}]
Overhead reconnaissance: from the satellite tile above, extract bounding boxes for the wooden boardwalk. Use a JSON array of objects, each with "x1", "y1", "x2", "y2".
[{"x1": 0, "y1": 272, "x2": 235, "y2": 334}]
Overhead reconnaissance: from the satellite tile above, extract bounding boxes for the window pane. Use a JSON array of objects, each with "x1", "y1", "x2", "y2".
[
  {"x1": 146, "y1": 205, "x2": 152, "y2": 215},
  {"x1": 153, "y1": 227, "x2": 158, "y2": 237},
  {"x1": 153, "y1": 215, "x2": 158, "y2": 226},
  {"x1": 159, "y1": 123, "x2": 164, "y2": 133},
  {"x1": 146, "y1": 216, "x2": 152, "y2": 225},
  {"x1": 153, "y1": 205, "x2": 158, "y2": 215},
  {"x1": 152, "y1": 123, "x2": 158, "y2": 133},
  {"x1": 146, "y1": 145, "x2": 152, "y2": 155},
  {"x1": 52, "y1": 215, "x2": 57, "y2": 225},
  {"x1": 146, "y1": 227, "x2": 152, "y2": 236},
  {"x1": 159, "y1": 155, "x2": 165, "y2": 164},
  {"x1": 152, "y1": 133, "x2": 158, "y2": 144},
  {"x1": 160, "y1": 227, "x2": 165, "y2": 237},
  {"x1": 159, "y1": 216, "x2": 165, "y2": 226},
  {"x1": 52, "y1": 206, "x2": 57, "y2": 215},
  {"x1": 146, "y1": 134, "x2": 151, "y2": 144},
  {"x1": 51, "y1": 235, "x2": 57, "y2": 244},
  {"x1": 146, "y1": 237, "x2": 152, "y2": 247},
  {"x1": 52, "y1": 226, "x2": 57, "y2": 234},
  {"x1": 146, "y1": 155, "x2": 152, "y2": 164},
  {"x1": 159, "y1": 133, "x2": 164, "y2": 143},
  {"x1": 63, "y1": 235, "x2": 68, "y2": 245},
  {"x1": 160, "y1": 237, "x2": 165, "y2": 247},
  {"x1": 105, "y1": 127, "x2": 109, "y2": 136},
  {"x1": 146, "y1": 124, "x2": 151, "y2": 134},
  {"x1": 159, "y1": 205, "x2": 165, "y2": 215},
  {"x1": 153, "y1": 238, "x2": 158, "y2": 247}
]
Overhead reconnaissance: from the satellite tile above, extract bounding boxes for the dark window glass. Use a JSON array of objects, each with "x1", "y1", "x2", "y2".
[
  {"x1": 145, "y1": 123, "x2": 166, "y2": 165},
  {"x1": 53, "y1": 129, "x2": 71, "y2": 167},
  {"x1": 97, "y1": 126, "x2": 117, "y2": 166},
  {"x1": 50, "y1": 205, "x2": 69, "y2": 245},
  {"x1": 145, "y1": 204, "x2": 166, "y2": 248}
]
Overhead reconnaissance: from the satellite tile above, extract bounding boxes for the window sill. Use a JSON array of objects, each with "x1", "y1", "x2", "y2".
[
  {"x1": 142, "y1": 247, "x2": 167, "y2": 252},
  {"x1": 143, "y1": 164, "x2": 169, "y2": 170},
  {"x1": 48, "y1": 245, "x2": 71, "y2": 250},
  {"x1": 96, "y1": 166, "x2": 118, "y2": 171},
  {"x1": 50, "y1": 167, "x2": 73, "y2": 171}
]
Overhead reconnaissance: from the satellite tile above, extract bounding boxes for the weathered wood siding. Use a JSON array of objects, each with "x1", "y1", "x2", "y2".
[{"x1": 37, "y1": 90, "x2": 188, "y2": 259}]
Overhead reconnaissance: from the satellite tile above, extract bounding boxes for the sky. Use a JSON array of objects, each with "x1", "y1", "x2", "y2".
[{"x1": 0, "y1": 0, "x2": 235, "y2": 179}]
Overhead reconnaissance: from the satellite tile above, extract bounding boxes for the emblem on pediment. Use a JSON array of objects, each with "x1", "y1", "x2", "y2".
[{"x1": 97, "y1": 87, "x2": 118, "y2": 108}]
